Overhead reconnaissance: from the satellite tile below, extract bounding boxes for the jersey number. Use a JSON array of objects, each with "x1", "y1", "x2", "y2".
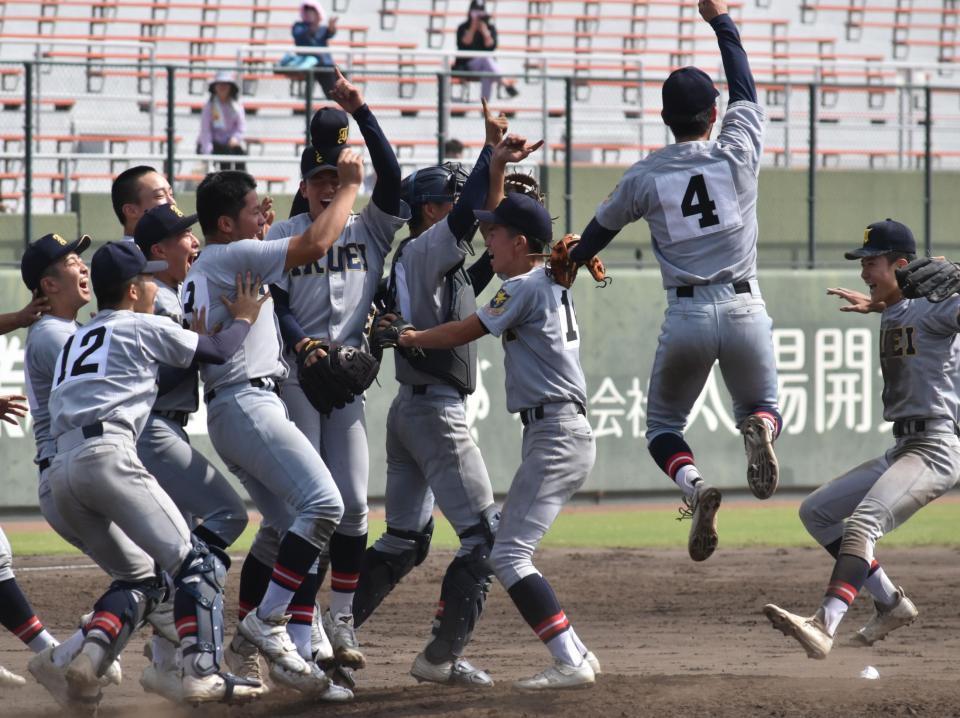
[
  {"x1": 56, "y1": 326, "x2": 107, "y2": 384},
  {"x1": 560, "y1": 290, "x2": 578, "y2": 343},
  {"x1": 681, "y1": 174, "x2": 720, "y2": 229},
  {"x1": 182, "y1": 282, "x2": 196, "y2": 316}
]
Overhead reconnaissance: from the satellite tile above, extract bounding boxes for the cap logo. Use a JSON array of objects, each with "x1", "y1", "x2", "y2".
[
  {"x1": 315, "y1": 150, "x2": 324, "y2": 165},
  {"x1": 337, "y1": 128, "x2": 348, "y2": 145},
  {"x1": 863, "y1": 227, "x2": 871, "y2": 245},
  {"x1": 171, "y1": 204, "x2": 184, "y2": 218},
  {"x1": 52, "y1": 233, "x2": 67, "y2": 246}
]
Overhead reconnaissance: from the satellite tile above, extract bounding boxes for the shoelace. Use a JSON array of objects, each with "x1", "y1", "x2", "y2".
[{"x1": 676, "y1": 494, "x2": 697, "y2": 522}]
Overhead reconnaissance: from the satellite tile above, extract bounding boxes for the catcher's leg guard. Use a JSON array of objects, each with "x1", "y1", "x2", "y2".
[
  {"x1": 84, "y1": 579, "x2": 158, "y2": 675},
  {"x1": 174, "y1": 541, "x2": 230, "y2": 677},
  {"x1": 352, "y1": 519, "x2": 433, "y2": 628}
]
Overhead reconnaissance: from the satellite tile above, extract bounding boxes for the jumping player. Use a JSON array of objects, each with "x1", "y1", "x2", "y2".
[
  {"x1": 259, "y1": 69, "x2": 408, "y2": 676},
  {"x1": 763, "y1": 220, "x2": 947, "y2": 658},
  {"x1": 45, "y1": 241, "x2": 267, "y2": 709},
  {"x1": 568, "y1": 0, "x2": 781, "y2": 562},
  {"x1": 183, "y1": 159, "x2": 361, "y2": 700},
  {"x1": 394, "y1": 193, "x2": 600, "y2": 691}
]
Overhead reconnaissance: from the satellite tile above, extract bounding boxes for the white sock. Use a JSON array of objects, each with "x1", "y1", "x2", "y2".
[
  {"x1": 80, "y1": 639, "x2": 108, "y2": 671},
  {"x1": 328, "y1": 592, "x2": 354, "y2": 619},
  {"x1": 567, "y1": 627, "x2": 588, "y2": 657},
  {"x1": 286, "y1": 622, "x2": 313, "y2": 660},
  {"x1": 180, "y1": 637, "x2": 200, "y2": 677},
  {"x1": 258, "y1": 582, "x2": 297, "y2": 621},
  {"x1": 863, "y1": 567, "x2": 899, "y2": 607},
  {"x1": 762, "y1": 417, "x2": 777, "y2": 435},
  {"x1": 675, "y1": 465, "x2": 703, "y2": 498},
  {"x1": 151, "y1": 635, "x2": 178, "y2": 672},
  {"x1": 820, "y1": 597, "x2": 848, "y2": 636},
  {"x1": 545, "y1": 630, "x2": 583, "y2": 667},
  {"x1": 27, "y1": 629, "x2": 57, "y2": 653}
]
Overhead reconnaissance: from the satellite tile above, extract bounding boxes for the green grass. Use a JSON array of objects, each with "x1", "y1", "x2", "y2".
[{"x1": 8, "y1": 501, "x2": 960, "y2": 557}]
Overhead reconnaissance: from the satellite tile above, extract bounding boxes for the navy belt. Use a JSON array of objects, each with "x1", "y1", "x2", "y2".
[
  {"x1": 152, "y1": 409, "x2": 190, "y2": 427},
  {"x1": 204, "y1": 377, "x2": 278, "y2": 404},
  {"x1": 676, "y1": 281, "x2": 751, "y2": 298},
  {"x1": 520, "y1": 402, "x2": 586, "y2": 426}
]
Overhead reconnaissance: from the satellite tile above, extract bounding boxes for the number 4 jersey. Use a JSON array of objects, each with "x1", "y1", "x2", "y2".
[
  {"x1": 49, "y1": 309, "x2": 199, "y2": 440},
  {"x1": 477, "y1": 266, "x2": 587, "y2": 414},
  {"x1": 595, "y1": 101, "x2": 765, "y2": 289}
]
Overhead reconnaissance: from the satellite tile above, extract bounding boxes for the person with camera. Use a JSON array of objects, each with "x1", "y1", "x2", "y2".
[{"x1": 454, "y1": 1, "x2": 518, "y2": 101}]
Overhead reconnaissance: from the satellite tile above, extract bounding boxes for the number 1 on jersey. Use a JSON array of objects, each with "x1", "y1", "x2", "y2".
[
  {"x1": 553, "y1": 286, "x2": 580, "y2": 349},
  {"x1": 681, "y1": 174, "x2": 720, "y2": 229}
]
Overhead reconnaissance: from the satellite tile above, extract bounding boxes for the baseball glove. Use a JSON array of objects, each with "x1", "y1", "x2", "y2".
[
  {"x1": 370, "y1": 312, "x2": 424, "y2": 359},
  {"x1": 547, "y1": 233, "x2": 609, "y2": 289},
  {"x1": 297, "y1": 338, "x2": 380, "y2": 415},
  {"x1": 896, "y1": 256, "x2": 960, "y2": 303}
]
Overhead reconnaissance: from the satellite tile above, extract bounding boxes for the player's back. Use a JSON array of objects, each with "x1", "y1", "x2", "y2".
[
  {"x1": 599, "y1": 101, "x2": 765, "y2": 287},
  {"x1": 183, "y1": 238, "x2": 288, "y2": 391},
  {"x1": 49, "y1": 310, "x2": 198, "y2": 439}
]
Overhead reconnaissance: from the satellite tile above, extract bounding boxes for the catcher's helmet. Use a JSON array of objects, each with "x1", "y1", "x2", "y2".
[{"x1": 400, "y1": 163, "x2": 469, "y2": 207}]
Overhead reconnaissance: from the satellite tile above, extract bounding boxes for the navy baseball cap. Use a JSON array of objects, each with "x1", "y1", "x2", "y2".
[
  {"x1": 662, "y1": 67, "x2": 720, "y2": 119},
  {"x1": 310, "y1": 107, "x2": 349, "y2": 149},
  {"x1": 91, "y1": 241, "x2": 167, "y2": 297},
  {"x1": 474, "y1": 193, "x2": 553, "y2": 249},
  {"x1": 300, "y1": 144, "x2": 345, "y2": 180},
  {"x1": 21, "y1": 233, "x2": 92, "y2": 291},
  {"x1": 844, "y1": 219, "x2": 916, "y2": 259},
  {"x1": 134, "y1": 203, "x2": 197, "y2": 256}
]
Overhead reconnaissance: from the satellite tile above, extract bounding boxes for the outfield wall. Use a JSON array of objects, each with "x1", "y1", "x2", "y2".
[{"x1": 0, "y1": 268, "x2": 900, "y2": 509}]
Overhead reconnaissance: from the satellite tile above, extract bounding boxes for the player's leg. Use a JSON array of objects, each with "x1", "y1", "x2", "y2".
[
  {"x1": 207, "y1": 388, "x2": 343, "y2": 688},
  {"x1": 0, "y1": 526, "x2": 51, "y2": 687},
  {"x1": 318, "y1": 399, "x2": 369, "y2": 670},
  {"x1": 717, "y1": 290, "x2": 782, "y2": 499},
  {"x1": 646, "y1": 300, "x2": 722, "y2": 561},
  {"x1": 405, "y1": 391, "x2": 497, "y2": 686},
  {"x1": 137, "y1": 414, "x2": 249, "y2": 548},
  {"x1": 490, "y1": 410, "x2": 597, "y2": 691}
]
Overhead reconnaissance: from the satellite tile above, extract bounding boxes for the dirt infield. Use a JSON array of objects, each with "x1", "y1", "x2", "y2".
[{"x1": 2, "y1": 546, "x2": 959, "y2": 717}]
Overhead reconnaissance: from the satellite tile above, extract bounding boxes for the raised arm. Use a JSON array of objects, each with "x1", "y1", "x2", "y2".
[
  {"x1": 329, "y1": 67, "x2": 402, "y2": 215},
  {"x1": 700, "y1": 0, "x2": 756, "y2": 104},
  {"x1": 284, "y1": 149, "x2": 363, "y2": 271}
]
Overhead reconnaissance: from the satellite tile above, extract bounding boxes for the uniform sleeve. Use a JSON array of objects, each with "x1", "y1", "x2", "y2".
[
  {"x1": 594, "y1": 174, "x2": 643, "y2": 232},
  {"x1": 222, "y1": 237, "x2": 292, "y2": 285},
  {"x1": 477, "y1": 278, "x2": 533, "y2": 337},
  {"x1": 919, "y1": 296, "x2": 960, "y2": 336},
  {"x1": 354, "y1": 195, "x2": 409, "y2": 260},
  {"x1": 716, "y1": 102, "x2": 765, "y2": 165},
  {"x1": 138, "y1": 315, "x2": 200, "y2": 369}
]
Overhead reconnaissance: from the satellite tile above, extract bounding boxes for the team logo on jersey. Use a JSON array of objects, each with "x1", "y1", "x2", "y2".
[
  {"x1": 337, "y1": 127, "x2": 348, "y2": 144},
  {"x1": 487, "y1": 288, "x2": 510, "y2": 315},
  {"x1": 52, "y1": 233, "x2": 67, "y2": 246}
]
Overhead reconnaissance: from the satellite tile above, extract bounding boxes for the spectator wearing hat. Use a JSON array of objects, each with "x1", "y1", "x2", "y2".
[
  {"x1": 198, "y1": 71, "x2": 247, "y2": 171},
  {"x1": 288, "y1": 1, "x2": 340, "y2": 99},
  {"x1": 454, "y1": 0, "x2": 518, "y2": 101}
]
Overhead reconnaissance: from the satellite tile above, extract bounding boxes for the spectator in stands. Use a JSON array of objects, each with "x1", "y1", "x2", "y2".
[
  {"x1": 444, "y1": 138, "x2": 465, "y2": 159},
  {"x1": 197, "y1": 71, "x2": 247, "y2": 171},
  {"x1": 285, "y1": 0, "x2": 340, "y2": 98},
  {"x1": 454, "y1": 0, "x2": 518, "y2": 100},
  {"x1": 111, "y1": 165, "x2": 174, "y2": 242}
]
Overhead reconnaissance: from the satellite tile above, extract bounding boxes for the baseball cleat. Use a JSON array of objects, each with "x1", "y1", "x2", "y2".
[
  {"x1": 224, "y1": 632, "x2": 268, "y2": 691},
  {"x1": 330, "y1": 664, "x2": 357, "y2": 689},
  {"x1": 64, "y1": 651, "x2": 103, "y2": 716},
  {"x1": 0, "y1": 664, "x2": 26, "y2": 688},
  {"x1": 181, "y1": 672, "x2": 264, "y2": 705},
  {"x1": 763, "y1": 604, "x2": 833, "y2": 659},
  {"x1": 852, "y1": 587, "x2": 918, "y2": 646},
  {"x1": 140, "y1": 663, "x2": 182, "y2": 704},
  {"x1": 325, "y1": 610, "x2": 366, "y2": 669},
  {"x1": 239, "y1": 610, "x2": 309, "y2": 675},
  {"x1": 678, "y1": 483, "x2": 722, "y2": 562},
  {"x1": 101, "y1": 658, "x2": 122, "y2": 687},
  {"x1": 742, "y1": 414, "x2": 779, "y2": 500},
  {"x1": 583, "y1": 651, "x2": 601, "y2": 676},
  {"x1": 28, "y1": 646, "x2": 71, "y2": 707},
  {"x1": 514, "y1": 659, "x2": 595, "y2": 692},
  {"x1": 311, "y1": 600, "x2": 334, "y2": 664},
  {"x1": 410, "y1": 652, "x2": 494, "y2": 687}
]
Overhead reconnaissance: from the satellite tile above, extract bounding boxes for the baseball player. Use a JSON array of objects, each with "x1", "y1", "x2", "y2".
[
  {"x1": 131, "y1": 203, "x2": 251, "y2": 702},
  {"x1": 392, "y1": 193, "x2": 599, "y2": 691},
  {"x1": 182, "y1": 161, "x2": 361, "y2": 700},
  {"x1": 45, "y1": 241, "x2": 267, "y2": 710},
  {"x1": 248, "y1": 70, "x2": 408, "y2": 678},
  {"x1": 567, "y1": 0, "x2": 781, "y2": 562},
  {"x1": 111, "y1": 165, "x2": 175, "y2": 241},
  {"x1": 764, "y1": 220, "x2": 952, "y2": 658},
  {"x1": 352, "y1": 114, "x2": 541, "y2": 687}
]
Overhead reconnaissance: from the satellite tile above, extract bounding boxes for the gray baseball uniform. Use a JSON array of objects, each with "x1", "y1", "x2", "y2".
[
  {"x1": 476, "y1": 266, "x2": 595, "y2": 589},
  {"x1": 374, "y1": 218, "x2": 495, "y2": 561},
  {"x1": 595, "y1": 101, "x2": 779, "y2": 437},
  {"x1": 182, "y1": 238, "x2": 343, "y2": 552},
  {"x1": 800, "y1": 296, "x2": 960, "y2": 563},
  {"x1": 136, "y1": 279, "x2": 247, "y2": 546},
  {"x1": 47, "y1": 310, "x2": 200, "y2": 582},
  {"x1": 262, "y1": 202, "x2": 406, "y2": 544}
]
